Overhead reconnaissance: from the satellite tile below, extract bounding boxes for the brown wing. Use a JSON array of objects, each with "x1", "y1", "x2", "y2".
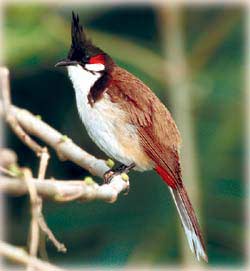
[
  {"x1": 107, "y1": 67, "x2": 208, "y2": 261},
  {"x1": 107, "y1": 66, "x2": 182, "y2": 185},
  {"x1": 107, "y1": 67, "x2": 207, "y2": 261}
]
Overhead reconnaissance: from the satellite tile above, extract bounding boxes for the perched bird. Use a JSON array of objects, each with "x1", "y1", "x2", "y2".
[{"x1": 56, "y1": 12, "x2": 207, "y2": 262}]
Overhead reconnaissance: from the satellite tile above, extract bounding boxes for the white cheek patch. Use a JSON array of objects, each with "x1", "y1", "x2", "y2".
[
  {"x1": 85, "y1": 63, "x2": 105, "y2": 72},
  {"x1": 67, "y1": 64, "x2": 102, "y2": 98}
]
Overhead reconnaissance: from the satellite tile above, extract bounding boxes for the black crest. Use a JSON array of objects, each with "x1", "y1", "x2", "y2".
[
  {"x1": 68, "y1": 12, "x2": 104, "y2": 62},
  {"x1": 71, "y1": 12, "x2": 88, "y2": 50}
]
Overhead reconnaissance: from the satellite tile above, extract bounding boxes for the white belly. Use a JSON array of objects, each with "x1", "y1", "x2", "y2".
[
  {"x1": 77, "y1": 92, "x2": 137, "y2": 165},
  {"x1": 67, "y1": 65, "x2": 151, "y2": 169}
]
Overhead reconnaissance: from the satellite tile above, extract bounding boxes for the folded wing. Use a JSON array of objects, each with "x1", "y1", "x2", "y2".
[{"x1": 107, "y1": 66, "x2": 207, "y2": 261}]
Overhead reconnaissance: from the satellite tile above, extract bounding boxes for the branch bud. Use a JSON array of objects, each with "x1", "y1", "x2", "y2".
[
  {"x1": 84, "y1": 176, "x2": 95, "y2": 185},
  {"x1": 121, "y1": 173, "x2": 129, "y2": 182},
  {"x1": 106, "y1": 158, "x2": 115, "y2": 168}
]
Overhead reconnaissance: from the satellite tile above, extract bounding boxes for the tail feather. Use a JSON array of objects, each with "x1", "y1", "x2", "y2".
[
  {"x1": 169, "y1": 185, "x2": 208, "y2": 262},
  {"x1": 155, "y1": 166, "x2": 207, "y2": 261}
]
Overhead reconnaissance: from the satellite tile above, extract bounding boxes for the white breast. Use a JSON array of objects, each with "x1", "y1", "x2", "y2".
[{"x1": 67, "y1": 65, "x2": 146, "y2": 168}]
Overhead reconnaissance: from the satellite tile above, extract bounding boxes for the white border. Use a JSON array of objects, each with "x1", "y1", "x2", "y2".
[
  {"x1": 0, "y1": 0, "x2": 5, "y2": 268},
  {"x1": 0, "y1": 0, "x2": 248, "y2": 5},
  {"x1": 0, "y1": 0, "x2": 249, "y2": 270},
  {"x1": 245, "y1": 2, "x2": 250, "y2": 269}
]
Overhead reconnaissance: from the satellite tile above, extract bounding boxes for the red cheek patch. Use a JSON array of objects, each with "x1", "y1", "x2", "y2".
[{"x1": 89, "y1": 54, "x2": 105, "y2": 65}]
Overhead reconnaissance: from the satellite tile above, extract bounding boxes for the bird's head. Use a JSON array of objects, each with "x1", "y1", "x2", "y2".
[{"x1": 55, "y1": 12, "x2": 113, "y2": 73}]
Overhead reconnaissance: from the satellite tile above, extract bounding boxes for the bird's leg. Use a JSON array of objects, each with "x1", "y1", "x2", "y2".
[
  {"x1": 103, "y1": 162, "x2": 135, "y2": 184},
  {"x1": 103, "y1": 163, "x2": 135, "y2": 195}
]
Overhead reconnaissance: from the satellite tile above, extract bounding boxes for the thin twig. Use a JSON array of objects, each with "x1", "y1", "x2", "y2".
[
  {"x1": 0, "y1": 240, "x2": 68, "y2": 271},
  {"x1": 1, "y1": 67, "x2": 11, "y2": 110},
  {"x1": 38, "y1": 216, "x2": 66, "y2": 253},
  {"x1": 22, "y1": 168, "x2": 40, "y2": 271},
  {"x1": 25, "y1": 150, "x2": 45, "y2": 271},
  {"x1": 37, "y1": 148, "x2": 50, "y2": 259},
  {"x1": 37, "y1": 148, "x2": 50, "y2": 180},
  {"x1": 37, "y1": 149, "x2": 66, "y2": 253},
  {"x1": 36, "y1": 149, "x2": 48, "y2": 261},
  {"x1": 0, "y1": 148, "x2": 17, "y2": 167},
  {"x1": 0, "y1": 67, "x2": 43, "y2": 155},
  {"x1": 0, "y1": 166, "x2": 16, "y2": 177}
]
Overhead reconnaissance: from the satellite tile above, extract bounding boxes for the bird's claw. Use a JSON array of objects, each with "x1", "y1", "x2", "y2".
[
  {"x1": 103, "y1": 169, "x2": 130, "y2": 195},
  {"x1": 103, "y1": 163, "x2": 135, "y2": 195},
  {"x1": 103, "y1": 169, "x2": 115, "y2": 184}
]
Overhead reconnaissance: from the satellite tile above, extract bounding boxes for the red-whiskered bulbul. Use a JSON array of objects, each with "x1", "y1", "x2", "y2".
[{"x1": 55, "y1": 12, "x2": 207, "y2": 262}]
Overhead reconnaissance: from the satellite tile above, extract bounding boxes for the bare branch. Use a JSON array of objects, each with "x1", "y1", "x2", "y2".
[
  {"x1": 0, "y1": 175, "x2": 129, "y2": 203},
  {"x1": 1, "y1": 67, "x2": 11, "y2": 110},
  {"x1": 0, "y1": 148, "x2": 17, "y2": 167},
  {"x1": 37, "y1": 149, "x2": 66, "y2": 253},
  {"x1": 0, "y1": 67, "x2": 128, "y2": 193},
  {"x1": 30, "y1": 148, "x2": 66, "y2": 256},
  {"x1": 0, "y1": 66, "x2": 130, "y2": 269},
  {"x1": 37, "y1": 148, "x2": 50, "y2": 179},
  {"x1": 38, "y1": 215, "x2": 66, "y2": 253},
  {"x1": 0, "y1": 166, "x2": 16, "y2": 177},
  {"x1": 22, "y1": 168, "x2": 40, "y2": 271},
  {"x1": 0, "y1": 241, "x2": 68, "y2": 271},
  {"x1": 0, "y1": 102, "x2": 124, "y2": 180},
  {"x1": 38, "y1": 149, "x2": 66, "y2": 254},
  {"x1": 0, "y1": 67, "x2": 43, "y2": 155}
]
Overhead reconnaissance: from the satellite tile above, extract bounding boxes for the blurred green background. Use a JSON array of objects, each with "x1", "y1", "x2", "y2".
[{"x1": 4, "y1": 3, "x2": 244, "y2": 268}]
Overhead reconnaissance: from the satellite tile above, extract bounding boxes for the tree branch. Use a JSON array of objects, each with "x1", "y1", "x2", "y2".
[
  {"x1": 35, "y1": 149, "x2": 66, "y2": 255},
  {"x1": 0, "y1": 102, "x2": 129, "y2": 201},
  {"x1": 0, "y1": 148, "x2": 17, "y2": 167},
  {"x1": 0, "y1": 102, "x2": 120, "y2": 179},
  {"x1": 0, "y1": 65, "x2": 130, "y2": 269},
  {"x1": 0, "y1": 66, "x2": 129, "y2": 193},
  {"x1": 23, "y1": 167, "x2": 40, "y2": 264},
  {"x1": 0, "y1": 241, "x2": 68, "y2": 271},
  {"x1": 0, "y1": 175, "x2": 129, "y2": 203},
  {"x1": 0, "y1": 67, "x2": 43, "y2": 155}
]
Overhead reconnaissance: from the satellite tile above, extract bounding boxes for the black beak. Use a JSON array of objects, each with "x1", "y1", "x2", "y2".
[{"x1": 55, "y1": 59, "x2": 78, "y2": 67}]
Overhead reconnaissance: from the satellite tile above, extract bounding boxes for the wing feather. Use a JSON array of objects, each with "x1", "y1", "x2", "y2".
[
  {"x1": 108, "y1": 66, "x2": 182, "y2": 185},
  {"x1": 107, "y1": 66, "x2": 207, "y2": 261}
]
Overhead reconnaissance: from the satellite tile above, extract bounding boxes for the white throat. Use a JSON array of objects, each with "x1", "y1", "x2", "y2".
[
  {"x1": 67, "y1": 64, "x2": 152, "y2": 171},
  {"x1": 67, "y1": 64, "x2": 102, "y2": 99}
]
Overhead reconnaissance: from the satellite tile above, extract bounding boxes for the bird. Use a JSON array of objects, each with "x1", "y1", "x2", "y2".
[{"x1": 55, "y1": 12, "x2": 208, "y2": 262}]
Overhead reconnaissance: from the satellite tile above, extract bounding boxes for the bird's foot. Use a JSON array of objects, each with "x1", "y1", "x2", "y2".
[
  {"x1": 103, "y1": 169, "x2": 115, "y2": 184},
  {"x1": 103, "y1": 163, "x2": 135, "y2": 194},
  {"x1": 118, "y1": 163, "x2": 136, "y2": 175}
]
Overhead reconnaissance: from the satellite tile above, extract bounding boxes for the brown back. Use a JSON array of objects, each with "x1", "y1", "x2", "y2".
[{"x1": 107, "y1": 66, "x2": 182, "y2": 185}]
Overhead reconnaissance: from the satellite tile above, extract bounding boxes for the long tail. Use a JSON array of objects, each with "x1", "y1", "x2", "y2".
[
  {"x1": 155, "y1": 166, "x2": 208, "y2": 261},
  {"x1": 169, "y1": 185, "x2": 208, "y2": 261}
]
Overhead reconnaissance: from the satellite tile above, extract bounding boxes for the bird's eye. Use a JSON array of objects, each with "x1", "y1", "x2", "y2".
[{"x1": 83, "y1": 55, "x2": 90, "y2": 62}]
